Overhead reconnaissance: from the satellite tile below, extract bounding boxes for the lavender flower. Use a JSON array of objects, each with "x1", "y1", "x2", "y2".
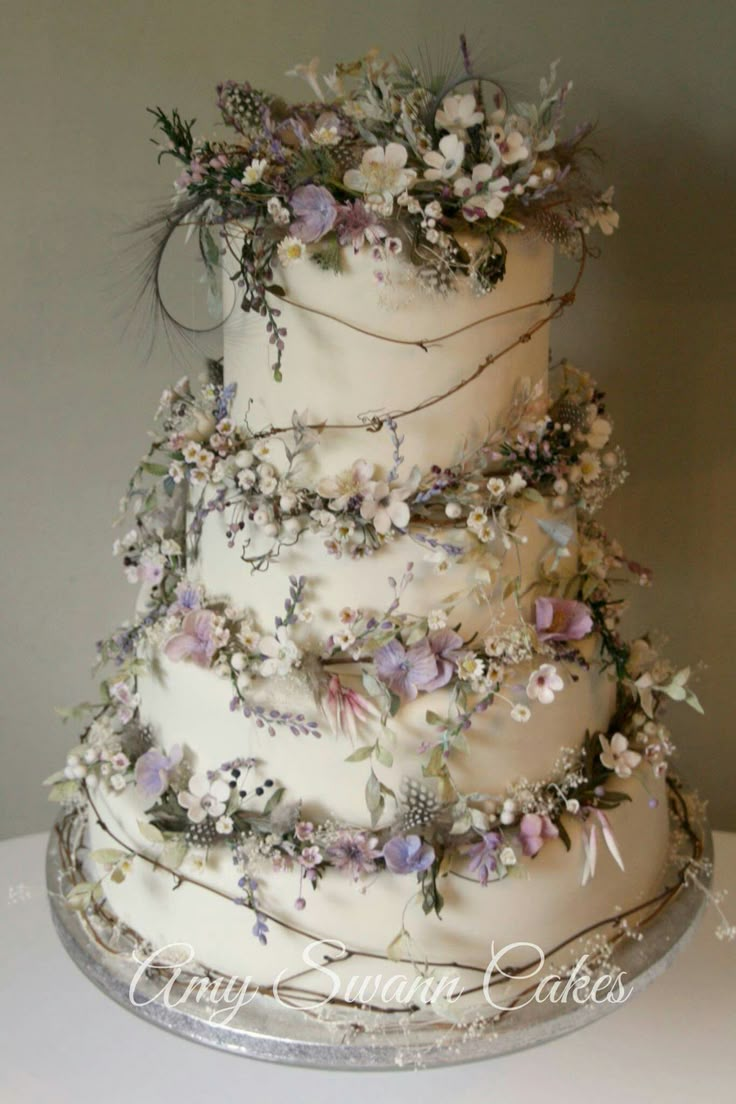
[
  {"x1": 464, "y1": 830, "x2": 502, "y2": 885},
  {"x1": 134, "y1": 744, "x2": 183, "y2": 805},
  {"x1": 534, "y1": 597, "x2": 593, "y2": 642},
  {"x1": 519, "y1": 813, "x2": 559, "y2": 858},
  {"x1": 423, "y1": 628, "x2": 464, "y2": 691},
  {"x1": 382, "y1": 835, "x2": 435, "y2": 874},
  {"x1": 374, "y1": 638, "x2": 439, "y2": 701},
  {"x1": 164, "y1": 610, "x2": 224, "y2": 668},
  {"x1": 289, "y1": 184, "x2": 338, "y2": 243},
  {"x1": 326, "y1": 830, "x2": 381, "y2": 880}
]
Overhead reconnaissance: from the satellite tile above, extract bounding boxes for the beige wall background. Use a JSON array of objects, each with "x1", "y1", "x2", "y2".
[{"x1": 2, "y1": 0, "x2": 734, "y2": 837}]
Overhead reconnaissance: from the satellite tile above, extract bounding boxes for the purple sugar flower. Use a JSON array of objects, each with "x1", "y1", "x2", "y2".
[
  {"x1": 464, "y1": 831, "x2": 502, "y2": 885},
  {"x1": 519, "y1": 813, "x2": 559, "y2": 858},
  {"x1": 289, "y1": 184, "x2": 338, "y2": 243},
  {"x1": 326, "y1": 830, "x2": 381, "y2": 880},
  {"x1": 374, "y1": 638, "x2": 439, "y2": 701},
  {"x1": 173, "y1": 580, "x2": 202, "y2": 612},
  {"x1": 134, "y1": 744, "x2": 182, "y2": 806},
  {"x1": 164, "y1": 610, "x2": 219, "y2": 667},
  {"x1": 423, "y1": 628, "x2": 464, "y2": 691},
  {"x1": 382, "y1": 835, "x2": 435, "y2": 875},
  {"x1": 534, "y1": 597, "x2": 593, "y2": 643},
  {"x1": 335, "y1": 199, "x2": 387, "y2": 251}
]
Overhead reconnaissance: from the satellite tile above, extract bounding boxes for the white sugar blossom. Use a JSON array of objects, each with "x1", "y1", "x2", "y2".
[
  {"x1": 277, "y1": 236, "x2": 307, "y2": 266},
  {"x1": 435, "y1": 93, "x2": 484, "y2": 134},
  {"x1": 526, "y1": 664, "x2": 564, "y2": 705},
  {"x1": 496, "y1": 130, "x2": 530, "y2": 165},
  {"x1": 457, "y1": 654, "x2": 485, "y2": 682},
  {"x1": 454, "y1": 164, "x2": 510, "y2": 222},
  {"x1": 428, "y1": 609, "x2": 447, "y2": 631},
  {"x1": 360, "y1": 467, "x2": 421, "y2": 535},
  {"x1": 216, "y1": 815, "x2": 234, "y2": 835},
  {"x1": 499, "y1": 846, "x2": 517, "y2": 866},
  {"x1": 579, "y1": 451, "x2": 602, "y2": 484},
  {"x1": 423, "y1": 134, "x2": 465, "y2": 181},
  {"x1": 317, "y1": 459, "x2": 374, "y2": 511},
  {"x1": 506, "y1": 472, "x2": 527, "y2": 496},
  {"x1": 599, "y1": 733, "x2": 642, "y2": 778},
  {"x1": 487, "y1": 477, "x2": 506, "y2": 499},
  {"x1": 242, "y1": 158, "x2": 267, "y2": 184},
  {"x1": 586, "y1": 417, "x2": 612, "y2": 450},
  {"x1": 178, "y1": 773, "x2": 230, "y2": 823},
  {"x1": 168, "y1": 460, "x2": 185, "y2": 484},
  {"x1": 510, "y1": 704, "x2": 532, "y2": 723},
  {"x1": 259, "y1": 629, "x2": 301, "y2": 677},
  {"x1": 581, "y1": 186, "x2": 620, "y2": 236},
  {"x1": 343, "y1": 143, "x2": 417, "y2": 205},
  {"x1": 267, "y1": 197, "x2": 290, "y2": 225}
]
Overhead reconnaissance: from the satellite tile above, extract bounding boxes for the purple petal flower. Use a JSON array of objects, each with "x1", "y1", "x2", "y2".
[
  {"x1": 464, "y1": 831, "x2": 502, "y2": 885},
  {"x1": 290, "y1": 184, "x2": 338, "y2": 243},
  {"x1": 134, "y1": 744, "x2": 182, "y2": 805},
  {"x1": 326, "y1": 830, "x2": 381, "y2": 880},
  {"x1": 164, "y1": 610, "x2": 219, "y2": 667},
  {"x1": 335, "y1": 199, "x2": 387, "y2": 251},
  {"x1": 382, "y1": 835, "x2": 435, "y2": 874},
  {"x1": 374, "y1": 638, "x2": 439, "y2": 701},
  {"x1": 519, "y1": 813, "x2": 559, "y2": 858},
  {"x1": 534, "y1": 597, "x2": 593, "y2": 643},
  {"x1": 423, "y1": 628, "x2": 464, "y2": 691}
]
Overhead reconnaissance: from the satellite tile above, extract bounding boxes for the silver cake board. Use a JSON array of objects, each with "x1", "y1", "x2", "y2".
[{"x1": 46, "y1": 806, "x2": 712, "y2": 1071}]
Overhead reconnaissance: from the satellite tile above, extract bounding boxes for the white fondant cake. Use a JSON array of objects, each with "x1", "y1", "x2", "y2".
[
  {"x1": 49, "y1": 54, "x2": 704, "y2": 1026},
  {"x1": 80, "y1": 235, "x2": 670, "y2": 1008}
]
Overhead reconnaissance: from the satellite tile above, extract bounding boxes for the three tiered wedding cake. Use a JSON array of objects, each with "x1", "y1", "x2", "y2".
[{"x1": 48, "y1": 46, "x2": 703, "y2": 1023}]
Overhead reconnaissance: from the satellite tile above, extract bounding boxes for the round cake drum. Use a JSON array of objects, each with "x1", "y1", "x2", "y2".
[{"x1": 46, "y1": 793, "x2": 711, "y2": 1071}]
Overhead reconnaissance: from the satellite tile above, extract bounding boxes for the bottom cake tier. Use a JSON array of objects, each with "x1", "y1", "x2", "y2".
[{"x1": 83, "y1": 773, "x2": 670, "y2": 1012}]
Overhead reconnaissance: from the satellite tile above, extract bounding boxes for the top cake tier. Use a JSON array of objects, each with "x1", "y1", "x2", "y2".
[{"x1": 223, "y1": 231, "x2": 554, "y2": 476}]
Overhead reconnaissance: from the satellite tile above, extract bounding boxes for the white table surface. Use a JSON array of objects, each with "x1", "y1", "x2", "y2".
[{"x1": 1, "y1": 830, "x2": 734, "y2": 1102}]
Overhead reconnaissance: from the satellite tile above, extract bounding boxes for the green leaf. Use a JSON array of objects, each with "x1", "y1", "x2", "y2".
[
  {"x1": 89, "y1": 848, "x2": 128, "y2": 866},
  {"x1": 365, "y1": 771, "x2": 382, "y2": 813},
  {"x1": 522, "y1": 487, "x2": 544, "y2": 503},
  {"x1": 374, "y1": 743, "x2": 393, "y2": 768},
  {"x1": 47, "y1": 780, "x2": 80, "y2": 803},
  {"x1": 66, "y1": 882, "x2": 95, "y2": 911},
  {"x1": 161, "y1": 839, "x2": 188, "y2": 869},
  {"x1": 386, "y1": 929, "x2": 410, "y2": 962},
  {"x1": 137, "y1": 821, "x2": 165, "y2": 844},
  {"x1": 264, "y1": 786, "x2": 285, "y2": 814},
  {"x1": 140, "y1": 461, "x2": 170, "y2": 477},
  {"x1": 344, "y1": 745, "x2": 373, "y2": 763}
]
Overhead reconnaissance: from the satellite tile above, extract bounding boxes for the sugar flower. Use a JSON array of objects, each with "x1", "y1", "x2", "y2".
[
  {"x1": 289, "y1": 184, "x2": 338, "y2": 243},
  {"x1": 496, "y1": 130, "x2": 530, "y2": 165},
  {"x1": 277, "y1": 236, "x2": 307, "y2": 266},
  {"x1": 423, "y1": 134, "x2": 465, "y2": 181},
  {"x1": 177, "y1": 772, "x2": 230, "y2": 824},
  {"x1": 321, "y1": 675, "x2": 380, "y2": 740},
  {"x1": 534, "y1": 597, "x2": 593, "y2": 643},
  {"x1": 382, "y1": 835, "x2": 435, "y2": 875},
  {"x1": 423, "y1": 628, "x2": 464, "y2": 690},
  {"x1": 599, "y1": 733, "x2": 642, "y2": 778},
  {"x1": 464, "y1": 831, "x2": 502, "y2": 885},
  {"x1": 526, "y1": 664, "x2": 564, "y2": 704},
  {"x1": 360, "y1": 467, "x2": 421, "y2": 535},
  {"x1": 454, "y1": 164, "x2": 510, "y2": 221},
  {"x1": 134, "y1": 744, "x2": 183, "y2": 805},
  {"x1": 326, "y1": 830, "x2": 381, "y2": 879},
  {"x1": 258, "y1": 628, "x2": 301, "y2": 677},
  {"x1": 343, "y1": 143, "x2": 417, "y2": 204},
  {"x1": 519, "y1": 813, "x2": 559, "y2": 857},
  {"x1": 435, "y1": 93, "x2": 484, "y2": 134},
  {"x1": 374, "y1": 638, "x2": 438, "y2": 701},
  {"x1": 317, "y1": 458, "x2": 373, "y2": 510},
  {"x1": 164, "y1": 610, "x2": 224, "y2": 668},
  {"x1": 335, "y1": 200, "x2": 387, "y2": 251},
  {"x1": 108, "y1": 680, "x2": 140, "y2": 724}
]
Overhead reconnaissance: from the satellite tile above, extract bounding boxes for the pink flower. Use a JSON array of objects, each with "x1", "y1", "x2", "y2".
[
  {"x1": 321, "y1": 675, "x2": 380, "y2": 740},
  {"x1": 526, "y1": 664, "x2": 564, "y2": 704},
  {"x1": 534, "y1": 597, "x2": 593, "y2": 643},
  {"x1": 164, "y1": 610, "x2": 221, "y2": 668},
  {"x1": 519, "y1": 813, "x2": 559, "y2": 857}
]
